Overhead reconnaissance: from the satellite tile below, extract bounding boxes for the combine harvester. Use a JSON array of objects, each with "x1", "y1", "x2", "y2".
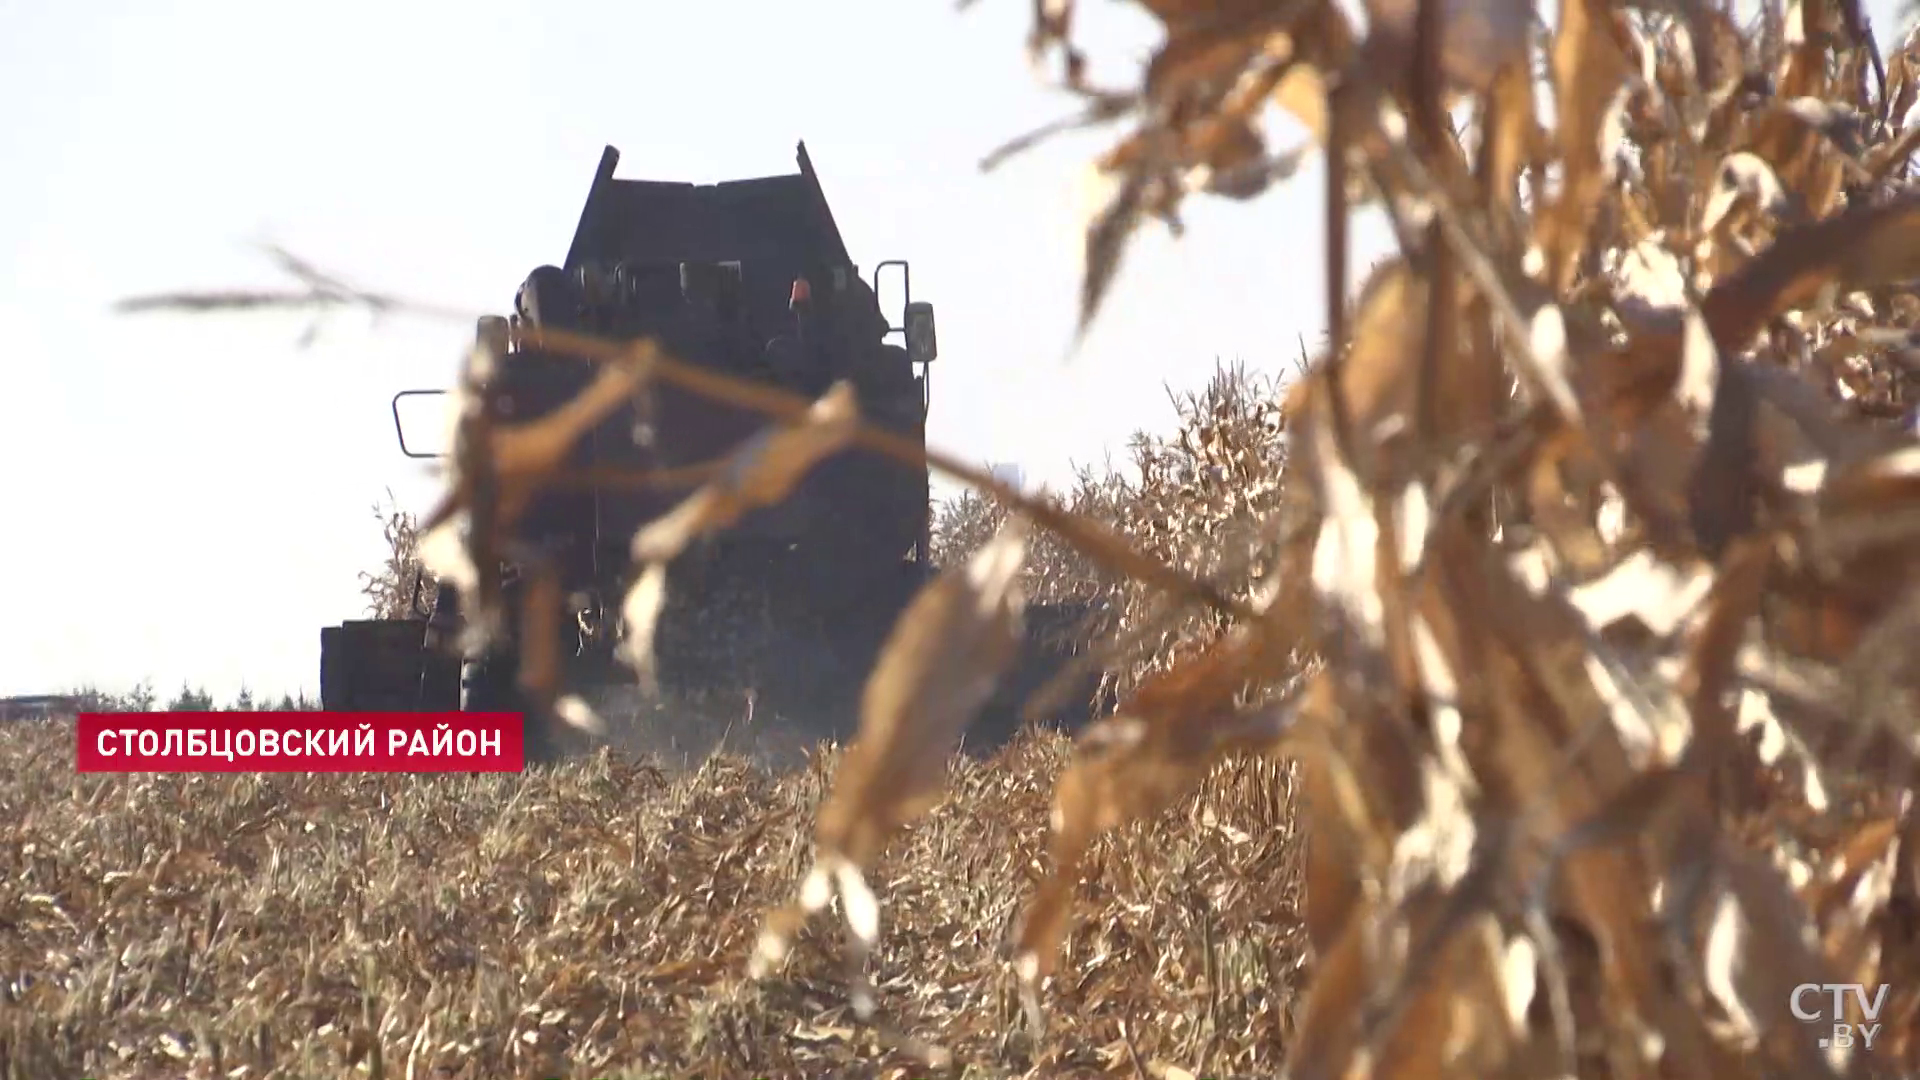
[{"x1": 320, "y1": 143, "x2": 1096, "y2": 760}]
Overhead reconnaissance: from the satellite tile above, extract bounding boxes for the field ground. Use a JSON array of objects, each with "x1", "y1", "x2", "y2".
[{"x1": 0, "y1": 713, "x2": 1305, "y2": 1080}]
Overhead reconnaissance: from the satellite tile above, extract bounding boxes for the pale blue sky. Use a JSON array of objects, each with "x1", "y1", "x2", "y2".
[{"x1": 1, "y1": 0, "x2": 1906, "y2": 701}]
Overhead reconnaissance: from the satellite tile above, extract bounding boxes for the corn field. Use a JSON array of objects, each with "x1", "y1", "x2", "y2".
[{"x1": 87, "y1": 0, "x2": 1920, "y2": 1077}]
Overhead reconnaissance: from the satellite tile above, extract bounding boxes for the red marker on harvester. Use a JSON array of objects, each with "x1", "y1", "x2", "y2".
[{"x1": 789, "y1": 277, "x2": 814, "y2": 347}]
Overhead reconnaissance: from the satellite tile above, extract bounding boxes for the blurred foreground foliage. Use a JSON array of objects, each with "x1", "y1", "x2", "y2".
[{"x1": 765, "y1": 0, "x2": 1920, "y2": 1074}]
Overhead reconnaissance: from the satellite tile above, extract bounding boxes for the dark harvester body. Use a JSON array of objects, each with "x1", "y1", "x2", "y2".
[{"x1": 319, "y1": 143, "x2": 1097, "y2": 761}]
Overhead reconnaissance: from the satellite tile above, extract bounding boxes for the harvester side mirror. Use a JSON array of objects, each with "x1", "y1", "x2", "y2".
[
  {"x1": 905, "y1": 301, "x2": 938, "y2": 364},
  {"x1": 477, "y1": 315, "x2": 510, "y2": 359}
]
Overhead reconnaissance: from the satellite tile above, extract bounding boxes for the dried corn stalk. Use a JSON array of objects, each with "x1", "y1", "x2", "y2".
[{"x1": 948, "y1": 0, "x2": 1920, "y2": 1076}]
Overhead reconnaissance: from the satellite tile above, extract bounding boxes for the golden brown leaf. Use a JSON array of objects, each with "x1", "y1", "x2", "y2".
[
  {"x1": 620, "y1": 382, "x2": 861, "y2": 681},
  {"x1": 1363, "y1": 0, "x2": 1532, "y2": 94},
  {"x1": 485, "y1": 346, "x2": 659, "y2": 531},
  {"x1": 1012, "y1": 628, "x2": 1294, "y2": 993},
  {"x1": 1703, "y1": 192, "x2": 1920, "y2": 351},
  {"x1": 1539, "y1": 0, "x2": 1633, "y2": 292},
  {"x1": 629, "y1": 381, "x2": 860, "y2": 564},
  {"x1": 748, "y1": 521, "x2": 1030, "y2": 1017},
  {"x1": 814, "y1": 521, "x2": 1031, "y2": 873}
]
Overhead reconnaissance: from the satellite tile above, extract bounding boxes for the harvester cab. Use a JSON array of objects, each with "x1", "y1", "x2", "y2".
[{"x1": 323, "y1": 142, "x2": 943, "y2": 760}]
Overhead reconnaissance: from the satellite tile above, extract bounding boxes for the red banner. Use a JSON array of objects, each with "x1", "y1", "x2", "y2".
[{"x1": 74, "y1": 713, "x2": 525, "y2": 773}]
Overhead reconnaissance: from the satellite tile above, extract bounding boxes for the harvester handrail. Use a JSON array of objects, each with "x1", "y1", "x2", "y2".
[{"x1": 391, "y1": 388, "x2": 449, "y2": 460}]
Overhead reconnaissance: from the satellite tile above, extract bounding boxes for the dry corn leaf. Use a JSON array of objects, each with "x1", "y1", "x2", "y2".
[
  {"x1": 415, "y1": 333, "x2": 661, "y2": 653},
  {"x1": 1540, "y1": 0, "x2": 1633, "y2": 292},
  {"x1": 1012, "y1": 627, "x2": 1295, "y2": 997},
  {"x1": 1363, "y1": 0, "x2": 1533, "y2": 94},
  {"x1": 620, "y1": 381, "x2": 860, "y2": 682},
  {"x1": 628, "y1": 380, "x2": 860, "y2": 564},
  {"x1": 462, "y1": 343, "x2": 659, "y2": 535},
  {"x1": 748, "y1": 521, "x2": 1030, "y2": 1018},
  {"x1": 1075, "y1": 164, "x2": 1151, "y2": 343},
  {"x1": 1140, "y1": 0, "x2": 1299, "y2": 105},
  {"x1": 1704, "y1": 191, "x2": 1920, "y2": 350},
  {"x1": 813, "y1": 520, "x2": 1031, "y2": 874}
]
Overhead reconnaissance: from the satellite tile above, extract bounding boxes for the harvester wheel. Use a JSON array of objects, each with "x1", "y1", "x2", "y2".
[
  {"x1": 460, "y1": 651, "x2": 563, "y2": 766},
  {"x1": 319, "y1": 619, "x2": 461, "y2": 713}
]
